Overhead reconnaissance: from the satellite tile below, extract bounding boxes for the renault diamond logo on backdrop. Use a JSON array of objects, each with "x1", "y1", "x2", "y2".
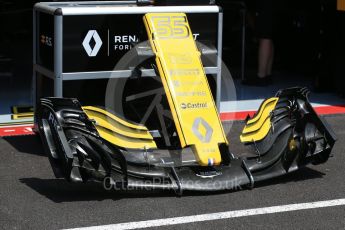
[{"x1": 82, "y1": 30, "x2": 103, "y2": 57}]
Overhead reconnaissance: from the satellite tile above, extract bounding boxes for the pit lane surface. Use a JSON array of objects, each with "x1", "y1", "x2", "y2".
[{"x1": 1, "y1": 115, "x2": 345, "y2": 230}]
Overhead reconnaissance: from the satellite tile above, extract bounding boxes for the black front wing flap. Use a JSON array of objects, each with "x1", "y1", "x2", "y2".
[{"x1": 35, "y1": 87, "x2": 336, "y2": 194}]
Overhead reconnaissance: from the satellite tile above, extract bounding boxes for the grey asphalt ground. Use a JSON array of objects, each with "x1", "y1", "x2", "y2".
[{"x1": 1, "y1": 115, "x2": 345, "y2": 230}]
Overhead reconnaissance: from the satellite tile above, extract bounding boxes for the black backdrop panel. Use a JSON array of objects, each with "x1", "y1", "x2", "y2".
[
  {"x1": 37, "y1": 12, "x2": 54, "y2": 71},
  {"x1": 62, "y1": 13, "x2": 218, "y2": 72}
]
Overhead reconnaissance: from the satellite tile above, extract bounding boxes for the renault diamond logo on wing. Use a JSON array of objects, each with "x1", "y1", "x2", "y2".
[
  {"x1": 82, "y1": 30, "x2": 103, "y2": 57},
  {"x1": 192, "y1": 117, "x2": 213, "y2": 143}
]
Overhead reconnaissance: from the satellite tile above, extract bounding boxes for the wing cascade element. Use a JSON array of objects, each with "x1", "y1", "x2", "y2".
[
  {"x1": 83, "y1": 106, "x2": 157, "y2": 149},
  {"x1": 240, "y1": 97, "x2": 278, "y2": 143}
]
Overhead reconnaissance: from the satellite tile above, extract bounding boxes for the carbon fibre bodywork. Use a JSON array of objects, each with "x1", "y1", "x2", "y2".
[{"x1": 36, "y1": 87, "x2": 336, "y2": 194}]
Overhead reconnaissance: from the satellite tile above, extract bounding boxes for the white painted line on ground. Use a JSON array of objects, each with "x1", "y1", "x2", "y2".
[
  {"x1": 64, "y1": 198, "x2": 345, "y2": 230},
  {"x1": 0, "y1": 124, "x2": 33, "y2": 128},
  {"x1": 220, "y1": 100, "x2": 341, "y2": 113},
  {"x1": 3, "y1": 129, "x2": 15, "y2": 132}
]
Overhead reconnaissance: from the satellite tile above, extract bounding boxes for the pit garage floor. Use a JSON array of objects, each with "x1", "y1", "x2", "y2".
[{"x1": 1, "y1": 115, "x2": 345, "y2": 230}]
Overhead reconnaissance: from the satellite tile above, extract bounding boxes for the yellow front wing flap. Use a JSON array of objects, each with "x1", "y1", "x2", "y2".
[
  {"x1": 83, "y1": 106, "x2": 157, "y2": 149},
  {"x1": 144, "y1": 13, "x2": 228, "y2": 166},
  {"x1": 240, "y1": 97, "x2": 278, "y2": 143}
]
